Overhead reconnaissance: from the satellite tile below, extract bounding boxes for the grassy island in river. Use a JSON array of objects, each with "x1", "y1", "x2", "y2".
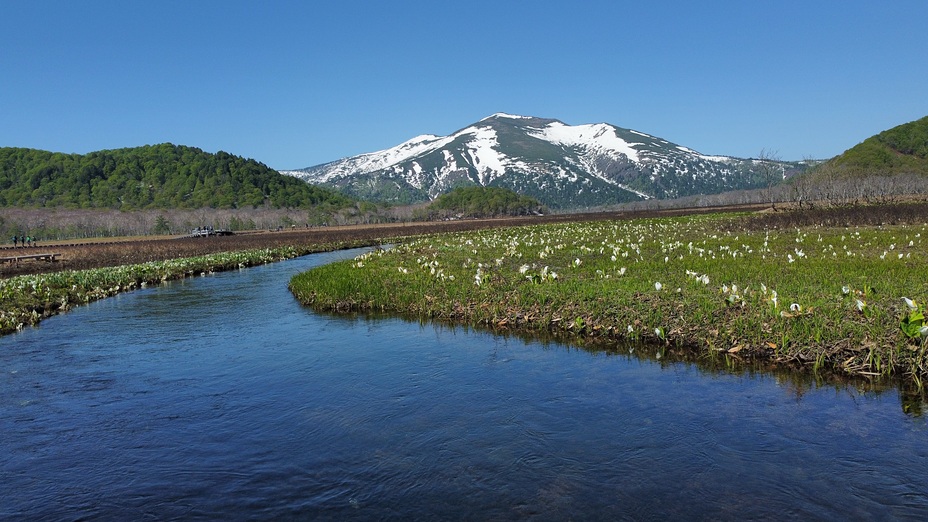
[{"x1": 291, "y1": 211, "x2": 928, "y2": 384}]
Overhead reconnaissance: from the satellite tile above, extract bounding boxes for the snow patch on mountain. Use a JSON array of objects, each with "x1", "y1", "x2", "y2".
[
  {"x1": 363, "y1": 134, "x2": 448, "y2": 170},
  {"x1": 463, "y1": 126, "x2": 506, "y2": 184},
  {"x1": 528, "y1": 121, "x2": 641, "y2": 162},
  {"x1": 312, "y1": 134, "x2": 453, "y2": 183}
]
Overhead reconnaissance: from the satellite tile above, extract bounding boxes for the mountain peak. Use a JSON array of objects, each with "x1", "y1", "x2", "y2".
[
  {"x1": 481, "y1": 112, "x2": 534, "y2": 121},
  {"x1": 477, "y1": 113, "x2": 564, "y2": 128}
]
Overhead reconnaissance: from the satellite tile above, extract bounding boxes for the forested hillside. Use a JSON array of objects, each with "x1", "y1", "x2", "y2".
[
  {"x1": 827, "y1": 115, "x2": 928, "y2": 175},
  {"x1": 417, "y1": 186, "x2": 546, "y2": 219},
  {"x1": 0, "y1": 144, "x2": 353, "y2": 209}
]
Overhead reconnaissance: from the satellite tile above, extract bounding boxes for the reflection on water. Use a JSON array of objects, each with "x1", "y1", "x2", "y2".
[
  {"x1": 402, "y1": 315, "x2": 928, "y2": 419},
  {"x1": 1, "y1": 249, "x2": 927, "y2": 520}
]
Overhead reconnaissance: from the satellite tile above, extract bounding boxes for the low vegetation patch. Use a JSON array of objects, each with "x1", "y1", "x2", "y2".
[
  {"x1": 291, "y1": 213, "x2": 928, "y2": 384},
  {"x1": 416, "y1": 186, "x2": 546, "y2": 220}
]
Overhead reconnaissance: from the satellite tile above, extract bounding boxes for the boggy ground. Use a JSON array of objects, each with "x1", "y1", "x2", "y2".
[{"x1": 0, "y1": 205, "x2": 767, "y2": 279}]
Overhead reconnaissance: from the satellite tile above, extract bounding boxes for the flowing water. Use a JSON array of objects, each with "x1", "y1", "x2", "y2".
[{"x1": 2, "y1": 249, "x2": 927, "y2": 520}]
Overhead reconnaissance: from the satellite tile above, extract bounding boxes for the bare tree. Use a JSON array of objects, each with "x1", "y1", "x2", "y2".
[
  {"x1": 757, "y1": 148, "x2": 782, "y2": 211},
  {"x1": 787, "y1": 156, "x2": 819, "y2": 209}
]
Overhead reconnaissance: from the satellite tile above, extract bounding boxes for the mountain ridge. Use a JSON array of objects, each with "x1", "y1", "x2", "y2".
[{"x1": 283, "y1": 113, "x2": 805, "y2": 209}]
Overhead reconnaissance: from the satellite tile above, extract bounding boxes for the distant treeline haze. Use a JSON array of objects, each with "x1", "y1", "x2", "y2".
[{"x1": 0, "y1": 206, "x2": 400, "y2": 241}]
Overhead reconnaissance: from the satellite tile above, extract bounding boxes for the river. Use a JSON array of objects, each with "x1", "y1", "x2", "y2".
[{"x1": 2, "y1": 248, "x2": 927, "y2": 520}]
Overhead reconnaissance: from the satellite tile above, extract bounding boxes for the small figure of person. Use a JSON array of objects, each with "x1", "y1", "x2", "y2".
[{"x1": 11, "y1": 235, "x2": 18, "y2": 247}]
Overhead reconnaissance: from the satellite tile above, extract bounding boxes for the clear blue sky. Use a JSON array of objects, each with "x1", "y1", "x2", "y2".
[{"x1": 2, "y1": 1, "x2": 926, "y2": 169}]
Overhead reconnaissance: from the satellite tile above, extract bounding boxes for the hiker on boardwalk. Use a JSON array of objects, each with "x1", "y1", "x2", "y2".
[{"x1": 11, "y1": 236, "x2": 17, "y2": 247}]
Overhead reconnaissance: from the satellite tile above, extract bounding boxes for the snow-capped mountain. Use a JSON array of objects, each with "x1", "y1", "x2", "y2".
[{"x1": 282, "y1": 113, "x2": 802, "y2": 208}]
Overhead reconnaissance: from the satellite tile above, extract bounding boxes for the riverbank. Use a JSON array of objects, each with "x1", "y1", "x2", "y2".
[
  {"x1": 291, "y1": 211, "x2": 928, "y2": 384},
  {"x1": 0, "y1": 241, "x2": 381, "y2": 335},
  {"x1": 1, "y1": 207, "x2": 751, "y2": 335}
]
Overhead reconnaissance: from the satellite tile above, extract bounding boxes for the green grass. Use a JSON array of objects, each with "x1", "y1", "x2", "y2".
[{"x1": 291, "y1": 214, "x2": 928, "y2": 383}]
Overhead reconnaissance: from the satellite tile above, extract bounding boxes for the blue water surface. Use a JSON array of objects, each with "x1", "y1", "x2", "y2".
[{"x1": 2, "y1": 249, "x2": 926, "y2": 520}]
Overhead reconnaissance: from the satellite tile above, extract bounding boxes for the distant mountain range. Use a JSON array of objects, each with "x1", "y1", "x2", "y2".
[
  {"x1": 5, "y1": 114, "x2": 924, "y2": 213},
  {"x1": 282, "y1": 113, "x2": 809, "y2": 209}
]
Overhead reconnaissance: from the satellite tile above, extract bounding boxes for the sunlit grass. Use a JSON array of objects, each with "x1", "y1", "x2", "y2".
[{"x1": 291, "y1": 214, "x2": 928, "y2": 382}]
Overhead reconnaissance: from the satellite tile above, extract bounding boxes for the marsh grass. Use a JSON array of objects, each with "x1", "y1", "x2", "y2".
[{"x1": 291, "y1": 214, "x2": 928, "y2": 382}]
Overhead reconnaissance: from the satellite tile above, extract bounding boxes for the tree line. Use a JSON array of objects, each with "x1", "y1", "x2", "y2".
[
  {"x1": 0, "y1": 202, "x2": 412, "y2": 241},
  {"x1": 0, "y1": 143, "x2": 354, "y2": 210}
]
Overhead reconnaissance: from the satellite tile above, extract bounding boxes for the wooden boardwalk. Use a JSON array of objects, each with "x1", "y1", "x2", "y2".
[{"x1": 0, "y1": 252, "x2": 62, "y2": 265}]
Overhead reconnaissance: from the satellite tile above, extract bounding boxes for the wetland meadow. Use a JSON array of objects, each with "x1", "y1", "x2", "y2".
[{"x1": 292, "y1": 208, "x2": 928, "y2": 385}]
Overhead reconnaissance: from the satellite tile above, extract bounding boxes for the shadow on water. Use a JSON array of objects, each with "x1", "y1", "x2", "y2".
[{"x1": 316, "y1": 308, "x2": 928, "y2": 418}]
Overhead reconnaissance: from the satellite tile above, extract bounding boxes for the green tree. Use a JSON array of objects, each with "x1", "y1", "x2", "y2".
[{"x1": 153, "y1": 215, "x2": 171, "y2": 235}]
